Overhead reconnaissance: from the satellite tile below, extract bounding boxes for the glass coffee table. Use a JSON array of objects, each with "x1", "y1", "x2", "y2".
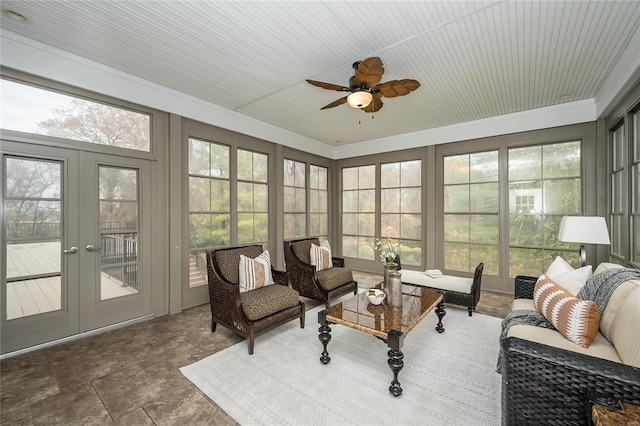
[{"x1": 318, "y1": 283, "x2": 445, "y2": 396}]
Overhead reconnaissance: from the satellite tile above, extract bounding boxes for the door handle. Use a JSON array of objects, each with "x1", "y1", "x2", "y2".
[
  {"x1": 63, "y1": 246, "x2": 79, "y2": 254},
  {"x1": 85, "y1": 245, "x2": 101, "y2": 252}
]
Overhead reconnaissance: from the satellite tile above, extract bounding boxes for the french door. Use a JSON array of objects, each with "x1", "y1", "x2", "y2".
[{"x1": 1, "y1": 142, "x2": 153, "y2": 354}]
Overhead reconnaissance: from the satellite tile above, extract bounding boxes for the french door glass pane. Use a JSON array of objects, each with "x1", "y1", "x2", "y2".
[
  {"x1": 99, "y1": 166, "x2": 139, "y2": 300},
  {"x1": 4, "y1": 157, "x2": 63, "y2": 319}
]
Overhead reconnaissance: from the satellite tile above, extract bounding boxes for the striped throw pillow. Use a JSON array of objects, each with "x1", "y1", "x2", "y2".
[
  {"x1": 238, "y1": 250, "x2": 274, "y2": 293},
  {"x1": 533, "y1": 274, "x2": 600, "y2": 348},
  {"x1": 310, "y1": 240, "x2": 333, "y2": 271}
]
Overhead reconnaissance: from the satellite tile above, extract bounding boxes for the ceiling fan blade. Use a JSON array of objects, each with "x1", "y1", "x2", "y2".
[
  {"x1": 321, "y1": 96, "x2": 348, "y2": 110},
  {"x1": 377, "y1": 79, "x2": 421, "y2": 98},
  {"x1": 354, "y1": 57, "x2": 385, "y2": 87},
  {"x1": 361, "y1": 98, "x2": 383, "y2": 113},
  {"x1": 306, "y1": 79, "x2": 350, "y2": 92}
]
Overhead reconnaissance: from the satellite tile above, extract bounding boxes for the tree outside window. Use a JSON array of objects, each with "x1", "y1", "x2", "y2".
[
  {"x1": 342, "y1": 165, "x2": 375, "y2": 260},
  {"x1": 508, "y1": 141, "x2": 582, "y2": 276},
  {"x1": 380, "y1": 160, "x2": 422, "y2": 266},
  {"x1": 443, "y1": 151, "x2": 499, "y2": 275}
]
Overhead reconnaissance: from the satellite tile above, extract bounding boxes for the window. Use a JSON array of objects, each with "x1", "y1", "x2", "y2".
[
  {"x1": 99, "y1": 166, "x2": 140, "y2": 299},
  {"x1": 610, "y1": 124, "x2": 626, "y2": 259},
  {"x1": 188, "y1": 138, "x2": 230, "y2": 287},
  {"x1": 4, "y1": 157, "x2": 62, "y2": 319},
  {"x1": 309, "y1": 165, "x2": 328, "y2": 240},
  {"x1": 283, "y1": 161, "x2": 328, "y2": 241},
  {"x1": 0, "y1": 79, "x2": 151, "y2": 152},
  {"x1": 342, "y1": 165, "x2": 375, "y2": 260},
  {"x1": 283, "y1": 159, "x2": 306, "y2": 239},
  {"x1": 515, "y1": 195, "x2": 535, "y2": 213},
  {"x1": 609, "y1": 104, "x2": 640, "y2": 267},
  {"x1": 508, "y1": 141, "x2": 582, "y2": 276},
  {"x1": 381, "y1": 160, "x2": 422, "y2": 266},
  {"x1": 443, "y1": 151, "x2": 499, "y2": 274},
  {"x1": 633, "y1": 109, "x2": 640, "y2": 264},
  {"x1": 237, "y1": 149, "x2": 268, "y2": 244}
]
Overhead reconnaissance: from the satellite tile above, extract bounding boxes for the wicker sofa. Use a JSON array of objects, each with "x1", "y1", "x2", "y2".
[{"x1": 500, "y1": 262, "x2": 640, "y2": 425}]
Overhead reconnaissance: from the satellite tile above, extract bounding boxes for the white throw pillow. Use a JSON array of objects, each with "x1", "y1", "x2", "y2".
[
  {"x1": 544, "y1": 256, "x2": 592, "y2": 295},
  {"x1": 546, "y1": 256, "x2": 573, "y2": 276},
  {"x1": 310, "y1": 240, "x2": 333, "y2": 271},
  {"x1": 239, "y1": 250, "x2": 274, "y2": 292}
]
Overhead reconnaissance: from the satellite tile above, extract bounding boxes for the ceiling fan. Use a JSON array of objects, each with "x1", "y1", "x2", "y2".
[{"x1": 306, "y1": 57, "x2": 420, "y2": 113}]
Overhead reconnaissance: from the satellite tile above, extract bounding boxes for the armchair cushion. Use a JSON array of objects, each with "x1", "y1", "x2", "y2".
[
  {"x1": 310, "y1": 240, "x2": 333, "y2": 271},
  {"x1": 215, "y1": 245, "x2": 263, "y2": 284},
  {"x1": 239, "y1": 284, "x2": 301, "y2": 321},
  {"x1": 316, "y1": 267, "x2": 354, "y2": 291},
  {"x1": 291, "y1": 238, "x2": 315, "y2": 264},
  {"x1": 239, "y1": 250, "x2": 274, "y2": 292}
]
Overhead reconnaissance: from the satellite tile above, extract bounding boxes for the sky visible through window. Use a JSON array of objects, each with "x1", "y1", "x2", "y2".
[
  {"x1": 1, "y1": 80, "x2": 77, "y2": 133},
  {"x1": 1, "y1": 79, "x2": 150, "y2": 151}
]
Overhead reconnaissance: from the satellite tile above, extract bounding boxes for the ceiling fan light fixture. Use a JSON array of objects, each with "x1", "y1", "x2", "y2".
[{"x1": 347, "y1": 91, "x2": 373, "y2": 108}]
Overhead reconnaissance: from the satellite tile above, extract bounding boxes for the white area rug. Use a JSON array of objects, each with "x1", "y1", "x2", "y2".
[{"x1": 180, "y1": 305, "x2": 502, "y2": 425}]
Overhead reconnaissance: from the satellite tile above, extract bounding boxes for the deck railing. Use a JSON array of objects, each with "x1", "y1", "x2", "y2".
[
  {"x1": 6, "y1": 222, "x2": 61, "y2": 239},
  {"x1": 101, "y1": 234, "x2": 138, "y2": 290}
]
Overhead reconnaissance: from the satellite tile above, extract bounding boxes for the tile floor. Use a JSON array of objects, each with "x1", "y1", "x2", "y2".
[{"x1": 0, "y1": 271, "x2": 512, "y2": 425}]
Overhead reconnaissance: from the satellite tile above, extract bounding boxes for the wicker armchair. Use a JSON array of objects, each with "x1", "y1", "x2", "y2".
[
  {"x1": 283, "y1": 238, "x2": 358, "y2": 309},
  {"x1": 500, "y1": 275, "x2": 640, "y2": 425},
  {"x1": 206, "y1": 245, "x2": 305, "y2": 355}
]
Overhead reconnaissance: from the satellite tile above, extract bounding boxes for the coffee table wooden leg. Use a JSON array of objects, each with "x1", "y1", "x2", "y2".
[
  {"x1": 435, "y1": 301, "x2": 446, "y2": 333},
  {"x1": 387, "y1": 330, "x2": 405, "y2": 397},
  {"x1": 318, "y1": 310, "x2": 332, "y2": 364}
]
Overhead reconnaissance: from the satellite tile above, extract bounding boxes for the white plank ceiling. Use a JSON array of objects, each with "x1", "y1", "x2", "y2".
[{"x1": 1, "y1": 1, "x2": 639, "y2": 146}]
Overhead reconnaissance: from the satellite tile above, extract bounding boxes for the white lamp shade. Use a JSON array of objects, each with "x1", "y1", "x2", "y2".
[
  {"x1": 347, "y1": 91, "x2": 373, "y2": 108},
  {"x1": 558, "y1": 216, "x2": 611, "y2": 244}
]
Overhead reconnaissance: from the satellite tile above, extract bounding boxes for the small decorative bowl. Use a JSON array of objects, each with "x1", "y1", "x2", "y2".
[{"x1": 367, "y1": 289, "x2": 386, "y2": 305}]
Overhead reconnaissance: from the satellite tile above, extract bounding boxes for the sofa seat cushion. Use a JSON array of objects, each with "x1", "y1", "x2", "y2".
[
  {"x1": 239, "y1": 284, "x2": 300, "y2": 321},
  {"x1": 399, "y1": 270, "x2": 473, "y2": 294},
  {"x1": 512, "y1": 298, "x2": 536, "y2": 311},
  {"x1": 316, "y1": 267, "x2": 353, "y2": 291},
  {"x1": 606, "y1": 285, "x2": 640, "y2": 367},
  {"x1": 507, "y1": 325, "x2": 622, "y2": 364}
]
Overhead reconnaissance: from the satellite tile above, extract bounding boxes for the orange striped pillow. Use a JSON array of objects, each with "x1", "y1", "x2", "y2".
[{"x1": 533, "y1": 274, "x2": 600, "y2": 348}]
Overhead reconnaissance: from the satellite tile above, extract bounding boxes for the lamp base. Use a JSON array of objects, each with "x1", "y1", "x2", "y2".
[{"x1": 579, "y1": 244, "x2": 587, "y2": 267}]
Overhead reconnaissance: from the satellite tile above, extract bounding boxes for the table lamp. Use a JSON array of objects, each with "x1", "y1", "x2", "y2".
[{"x1": 558, "y1": 216, "x2": 611, "y2": 267}]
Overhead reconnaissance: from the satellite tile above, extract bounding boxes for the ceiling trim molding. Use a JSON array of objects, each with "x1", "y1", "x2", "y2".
[
  {"x1": 595, "y1": 25, "x2": 640, "y2": 119},
  {"x1": 333, "y1": 100, "x2": 596, "y2": 159},
  {"x1": 0, "y1": 30, "x2": 334, "y2": 158}
]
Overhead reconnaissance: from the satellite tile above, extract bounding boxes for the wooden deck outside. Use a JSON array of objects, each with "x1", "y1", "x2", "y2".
[{"x1": 6, "y1": 242, "x2": 137, "y2": 320}]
